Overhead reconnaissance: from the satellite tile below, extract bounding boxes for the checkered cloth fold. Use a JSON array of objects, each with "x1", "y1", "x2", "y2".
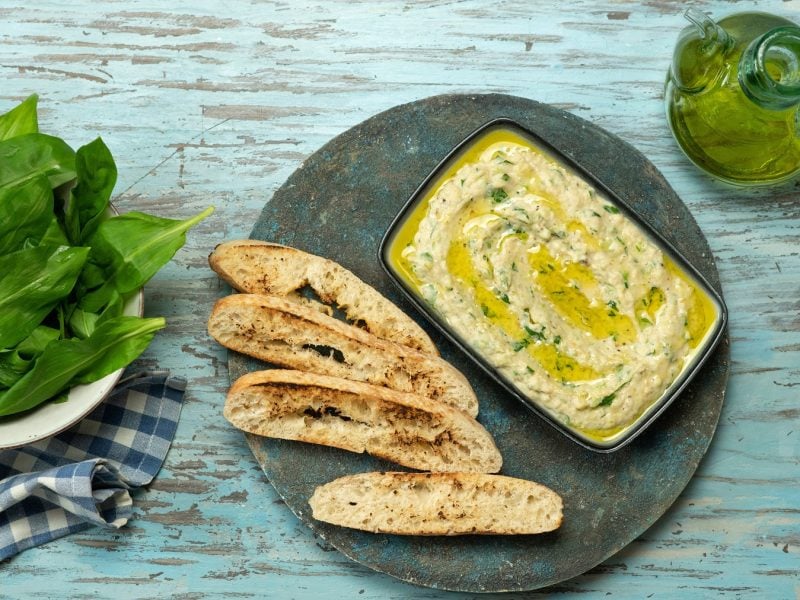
[{"x1": 0, "y1": 370, "x2": 185, "y2": 561}]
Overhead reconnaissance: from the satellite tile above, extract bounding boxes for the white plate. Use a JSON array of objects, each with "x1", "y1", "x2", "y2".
[{"x1": 0, "y1": 289, "x2": 144, "y2": 450}]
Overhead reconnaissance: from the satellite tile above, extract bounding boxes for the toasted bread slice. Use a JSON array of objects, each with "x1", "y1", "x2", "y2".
[
  {"x1": 309, "y1": 471, "x2": 563, "y2": 535},
  {"x1": 208, "y1": 293, "x2": 478, "y2": 417},
  {"x1": 224, "y1": 370, "x2": 501, "y2": 473},
  {"x1": 209, "y1": 240, "x2": 438, "y2": 355}
]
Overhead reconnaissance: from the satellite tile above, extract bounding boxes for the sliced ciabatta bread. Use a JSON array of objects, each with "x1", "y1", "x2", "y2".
[
  {"x1": 209, "y1": 240, "x2": 438, "y2": 355},
  {"x1": 224, "y1": 370, "x2": 501, "y2": 473},
  {"x1": 309, "y1": 472, "x2": 563, "y2": 535},
  {"x1": 208, "y1": 293, "x2": 478, "y2": 417}
]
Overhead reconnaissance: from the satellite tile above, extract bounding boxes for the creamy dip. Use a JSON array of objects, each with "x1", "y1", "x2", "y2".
[{"x1": 393, "y1": 132, "x2": 717, "y2": 439}]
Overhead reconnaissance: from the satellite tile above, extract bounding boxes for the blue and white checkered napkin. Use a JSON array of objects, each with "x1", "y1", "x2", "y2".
[{"x1": 0, "y1": 370, "x2": 185, "y2": 561}]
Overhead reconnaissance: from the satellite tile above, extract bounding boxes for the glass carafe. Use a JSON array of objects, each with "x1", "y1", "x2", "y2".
[{"x1": 665, "y1": 9, "x2": 800, "y2": 186}]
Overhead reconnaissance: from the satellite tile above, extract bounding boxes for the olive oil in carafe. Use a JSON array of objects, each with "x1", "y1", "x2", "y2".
[{"x1": 665, "y1": 10, "x2": 800, "y2": 185}]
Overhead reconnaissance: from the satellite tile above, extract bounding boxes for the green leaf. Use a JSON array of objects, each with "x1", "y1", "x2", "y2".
[
  {"x1": 603, "y1": 204, "x2": 620, "y2": 214},
  {"x1": 65, "y1": 137, "x2": 117, "y2": 245},
  {"x1": 16, "y1": 325, "x2": 61, "y2": 355},
  {"x1": 0, "y1": 326, "x2": 60, "y2": 388},
  {"x1": 38, "y1": 215, "x2": 70, "y2": 247},
  {"x1": 597, "y1": 393, "x2": 616, "y2": 407},
  {"x1": 0, "y1": 316, "x2": 164, "y2": 417},
  {"x1": 490, "y1": 188, "x2": 508, "y2": 203},
  {"x1": 0, "y1": 133, "x2": 76, "y2": 191},
  {"x1": 0, "y1": 245, "x2": 89, "y2": 349},
  {"x1": 79, "y1": 206, "x2": 214, "y2": 311},
  {"x1": 69, "y1": 288, "x2": 124, "y2": 338},
  {"x1": 68, "y1": 307, "x2": 101, "y2": 340},
  {"x1": 0, "y1": 352, "x2": 30, "y2": 390},
  {"x1": 523, "y1": 325, "x2": 546, "y2": 341},
  {"x1": 0, "y1": 175, "x2": 54, "y2": 254},
  {"x1": 595, "y1": 380, "x2": 631, "y2": 408},
  {"x1": 71, "y1": 316, "x2": 164, "y2": 384},
  {"x1": 76, "y1": 261, "x2": 107, "y2": 291},
  {"x1": 512, "y1": 338, "x2": 530, "y2": 352},
  {"x1": 0, "y1": 95, "x2": 39, "y2": 141}
]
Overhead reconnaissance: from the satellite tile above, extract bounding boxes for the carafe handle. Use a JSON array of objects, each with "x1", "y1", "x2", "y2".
[{"x1": 669, "y1": 8, "x2": 733, "y2": 93}]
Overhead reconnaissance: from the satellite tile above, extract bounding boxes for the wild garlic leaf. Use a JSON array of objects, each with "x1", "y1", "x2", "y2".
[
  {"x1": 70, "y1": 316, "x2": 164, "y2": 384},
  {"x1": 69, "y1": 288, "x2": 124, "y2": 339},
  {"x1": 0, "y1": 94, "x2": 39, "y2": 141},
  {"x1": 0, "y1": 245, "x2": 89, "y2": 349},
  {"x1": 65, "y1": 137, "x2": 117, "y2": 245},
  {"x1": 0, "y1": 316, "x2": 165, "y2": 417},
  {"x1": 37, "y1": 215, "x2": 71, "y2": 248},
  {"x1": 0, "y1": 133, "x2": 76, "y2": 190},
  {"x1": 0, "y1": 176, "x2": 54, "y2": 254},
  {"x1": 68, "y1": 307, "x2": 101, "y2": 340},
  {"x1": 79, "y1": 207, "x2": 213, "y2": 312},
  {"x1": 597, "y1": 393, "x2": 616, "y2": 407},
  {"x1": 74, "y1": 261, "x2": 106, "y2": 297},
  {"x1": 0, "y1": 352, "x2": 30, "y2": 389},
  {"x1": 0, "y1": 326, "x2": 60, "y2": 388},
  {"x1": 15, "y1": 325, "x2": 61, "y2": 355}
]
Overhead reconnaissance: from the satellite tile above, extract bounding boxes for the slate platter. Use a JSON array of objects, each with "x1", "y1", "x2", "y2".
[{"x1": 227, "y1": 93, "x2": 730, "y2": 593}]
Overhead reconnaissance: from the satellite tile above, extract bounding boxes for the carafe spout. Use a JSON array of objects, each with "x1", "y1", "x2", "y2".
[{"x1": 739, "y1": 27, "x2": 800, "y2": 110}]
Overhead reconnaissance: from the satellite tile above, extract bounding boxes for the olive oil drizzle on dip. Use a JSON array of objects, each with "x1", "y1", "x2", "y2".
[{"x1": 391, "y1": 130, "x2": 718, "y2": 441}]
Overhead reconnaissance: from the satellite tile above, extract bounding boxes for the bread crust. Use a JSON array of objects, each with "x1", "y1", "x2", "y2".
[
  {"x1": 309, "y1": 471, "x2": 563, "y2": 535},
  {"x1": 208, "y1": 293, "x2": 478, "y2": 417},
  {"x1": 209, "y1": 240, "x2": 438, "y2": 355},
  {"x1": 224, "y1": 370, "x2": 502, "y2": 473}
]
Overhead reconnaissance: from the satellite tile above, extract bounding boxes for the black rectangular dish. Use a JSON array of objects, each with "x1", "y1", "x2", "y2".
[{"x1": 379, "y1": 118, "x2": 727, "y2": 452}]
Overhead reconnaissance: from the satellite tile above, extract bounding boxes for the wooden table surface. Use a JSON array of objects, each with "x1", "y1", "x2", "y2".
[{"x1": 2, "y1": 1, "x2": 799, "y2": 598}]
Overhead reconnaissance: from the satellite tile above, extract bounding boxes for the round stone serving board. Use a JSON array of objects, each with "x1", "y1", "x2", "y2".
[{"x1": 228, "y1": 93, "x2": 730, "y2": 593}]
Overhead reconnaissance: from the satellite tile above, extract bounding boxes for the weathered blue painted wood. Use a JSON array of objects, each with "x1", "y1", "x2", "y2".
[{"x1": 1, "y1": 1, "x2": 799, "y2": 598}]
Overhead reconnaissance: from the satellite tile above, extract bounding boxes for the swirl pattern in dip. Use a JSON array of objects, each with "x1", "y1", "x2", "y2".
[{"x1": 393, "y1": 133, "x2": 718, "y2": 440}]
